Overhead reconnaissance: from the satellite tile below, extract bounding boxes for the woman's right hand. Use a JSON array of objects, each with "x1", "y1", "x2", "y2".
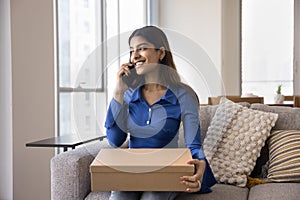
[{"x1": 113, "y1": 63, "x2": 134, "y2": 104}]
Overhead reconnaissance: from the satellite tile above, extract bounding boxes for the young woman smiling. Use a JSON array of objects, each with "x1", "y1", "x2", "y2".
[{"x1": 105, "y1": 26, "x2": 216, "y2": 200}]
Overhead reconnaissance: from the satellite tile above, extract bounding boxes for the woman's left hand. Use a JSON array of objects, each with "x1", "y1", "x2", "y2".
[{"x1": 180, "y1": 159, "x2": 206, "y2": 192}]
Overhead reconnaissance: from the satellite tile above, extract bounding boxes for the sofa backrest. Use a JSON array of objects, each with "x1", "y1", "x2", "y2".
[
  {"x1": 178, "y1": 103, "x2": 250, "y2": 147},
  {"x1": 250, "y1": 103, "x2": 300, "y2": 130},
  {"x1": 199, "y1": 105, "x2": 218, "y2": 141},
  {"x1": 178, "y1": 103, "x2": 300, "y2": 148},
  {"x1": 178, "y1": 105, "x2": 218, "y2": 147}
]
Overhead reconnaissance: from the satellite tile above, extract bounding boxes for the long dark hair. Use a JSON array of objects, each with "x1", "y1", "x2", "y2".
[{"x1": 128, "y1": 26, "x2": 199, "y2": 103}]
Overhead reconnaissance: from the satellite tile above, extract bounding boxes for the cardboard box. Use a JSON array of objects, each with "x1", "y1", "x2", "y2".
[{"x1": 90, "y1": 148, "x2": 194, "y2": 191}]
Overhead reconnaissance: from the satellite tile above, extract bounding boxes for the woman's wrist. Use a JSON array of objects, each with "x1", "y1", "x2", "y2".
[
  {"x1": 195, "y1": 160, "x2": 206, "y2": 181},
  {"x1": 113, "y1": 89, "x2": 126, "y2": 104}
]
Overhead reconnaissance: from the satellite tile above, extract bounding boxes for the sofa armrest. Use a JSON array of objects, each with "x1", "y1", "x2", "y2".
[{"x1": 51, "y1": 139, "x2": 111, "y2": 200}]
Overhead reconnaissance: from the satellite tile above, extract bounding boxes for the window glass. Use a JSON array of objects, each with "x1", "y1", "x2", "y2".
[
  {"x1": 58, "y1": 0, "x2": 101, "y2": 88},
  {"x1": 57, "y1": 0, "x2": 146, "y2": 136},
  {"x1": 242, "y1": 0, "x2": 294, "y2": 103},
  {"x1": 106, "y1": 0, "x2": 146, "y2": 101}
]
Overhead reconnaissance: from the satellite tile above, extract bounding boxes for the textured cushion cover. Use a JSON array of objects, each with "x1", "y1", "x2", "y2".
[
  {"x1": 203, "y1": 97, "x2": 278, "y2": 187},
  {"x1": 267, "y1": 130, "x2": 300, "y2": 182}
]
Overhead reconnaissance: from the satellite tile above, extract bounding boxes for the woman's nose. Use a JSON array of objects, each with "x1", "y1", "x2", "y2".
[{"x1": 131, "y1": 49, "x2": 141, "y2": 60}]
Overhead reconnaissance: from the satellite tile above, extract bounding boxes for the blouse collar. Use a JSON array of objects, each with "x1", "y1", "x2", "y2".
[{"x1": 130, "y1": 85, "x2": 178, "y2": 105}]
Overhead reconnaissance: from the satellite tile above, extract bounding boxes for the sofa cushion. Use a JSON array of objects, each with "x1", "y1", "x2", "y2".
[
  {"x1": 85, "y1": 184, "x2": 249, "y2": 200},
  {"x1": 248, "y1": 183, "x2": 300, "y2": 200},
  {"x1": 175, "y1": 184, "x2": 249, "y2": 200},
  {"x1": 267, "y1": 130, "x2": 300, "y2": 182},
  {"x1": 85, "y1": 191, "x2": 111, "y2": 200},
  {"x1": 203, "y1": 97, "x2": 278, "y2": 187}
]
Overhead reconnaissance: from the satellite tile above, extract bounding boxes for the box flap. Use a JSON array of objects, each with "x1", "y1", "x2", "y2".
[{"x1": 90, "y1": 148, "x2": 194, "y2": 173}]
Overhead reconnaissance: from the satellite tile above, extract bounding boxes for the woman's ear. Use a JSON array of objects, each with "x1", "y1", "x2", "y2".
[{"x1": 159, "y1": 47, "x2": 166, "y2": 61}]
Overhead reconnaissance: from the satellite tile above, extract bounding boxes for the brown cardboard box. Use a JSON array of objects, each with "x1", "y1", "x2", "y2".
[{"x1": 90, "y1": 148, "x2": 194, "y2": 191}]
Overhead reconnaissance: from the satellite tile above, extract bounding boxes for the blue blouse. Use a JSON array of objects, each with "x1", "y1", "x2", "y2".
[{"x1": 105, "y1": 84, "x2": 216, "y2": 193}]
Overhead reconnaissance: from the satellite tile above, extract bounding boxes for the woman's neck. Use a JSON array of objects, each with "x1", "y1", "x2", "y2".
[
  {"x1": 143, "y1": 83, "x2": 166, "y2": 92},
  {"x1": 143, "y1": 68, "x2": 163, "y2": 86}
]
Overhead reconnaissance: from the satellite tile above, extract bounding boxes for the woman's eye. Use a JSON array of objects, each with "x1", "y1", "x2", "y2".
[
  {"x1": 130, "y1": 47, "x2": 149, "y2": 54},
  {"x1": 138, "y1": 47, "x2": 148, "y2": 51}
]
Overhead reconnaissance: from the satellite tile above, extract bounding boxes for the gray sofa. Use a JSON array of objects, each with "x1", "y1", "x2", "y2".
[{"x1": 51, "y1": 103, "x2": 300, "y2": 200}]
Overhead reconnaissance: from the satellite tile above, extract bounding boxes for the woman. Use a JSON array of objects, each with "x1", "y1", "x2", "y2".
[{"x1": 105, "y1": 26, "x2": 216, "y2": 200}]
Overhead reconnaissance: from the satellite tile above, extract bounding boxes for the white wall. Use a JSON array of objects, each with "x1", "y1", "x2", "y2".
[
  {"x1": 0, "y1": 0, "x2": 13, "y2": 199},
  {"x1": 160, "y1": 0, "x2": 222, "y2": 70},
  {"x1": 159, "y1": 0, "x2": 241, "y2": 100},
  {"x1": 221, "y1": 0, "x2": 241, "y2": 95},
  {"x1": 10, "y1": 0, "x2": 55, "y2": 199}
]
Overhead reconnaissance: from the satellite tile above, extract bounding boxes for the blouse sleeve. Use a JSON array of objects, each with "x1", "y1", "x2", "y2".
[
  {"x1": 180, "y1": 89, "x2": 217, "y2": 193},
  {"x1": 180, "y1": 90, "x2": 205, "y2": 160},
  {"x1": 104, "y1": 98, "x2": 128, "y2": 147}
]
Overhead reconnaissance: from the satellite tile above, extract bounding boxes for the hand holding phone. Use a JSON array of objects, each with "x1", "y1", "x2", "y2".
[{"x1": 122, "y1": 65, "x2": 138, "y2": 88}]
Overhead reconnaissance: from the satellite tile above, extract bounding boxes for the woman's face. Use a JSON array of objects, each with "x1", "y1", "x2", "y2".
[{"x1": 129, "y1": 36, "x2": 164, "y2": 75}]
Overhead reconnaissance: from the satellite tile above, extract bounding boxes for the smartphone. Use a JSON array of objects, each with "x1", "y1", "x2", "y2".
[{"x1": 122, "y1": 64, "x2": 138, "y2": 88}]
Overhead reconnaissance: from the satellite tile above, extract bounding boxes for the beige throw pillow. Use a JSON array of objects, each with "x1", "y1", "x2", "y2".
[{"x1": 203, "y1": 97, "x2": 278, "y2": 187}]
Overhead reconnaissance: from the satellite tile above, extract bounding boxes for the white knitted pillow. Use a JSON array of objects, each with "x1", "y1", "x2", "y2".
[{"x1": 203, "y1": 97, "x2": 278, "y2": 187}]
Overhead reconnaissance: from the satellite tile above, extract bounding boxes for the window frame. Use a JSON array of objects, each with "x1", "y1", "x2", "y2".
[
  {"x1": 240, "y1": 0, "x2": 299, "y2": 100},
  {"x1": 55, "y1": 0, "x2": 150, "y2": 137},
  {"x1": 55, "y1": 0, "x2": 106, "y2": 137}
]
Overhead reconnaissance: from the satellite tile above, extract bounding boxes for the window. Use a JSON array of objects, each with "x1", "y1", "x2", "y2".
[
  {"x1": 241, "y1": 0, "x2": 294, "y2": 103},
  {"x1": 106, "y1": 0, "x2": 147, "y2": 101},
  {"x1": 57, "y1": 0, "x2": 146, "y2": 137}
]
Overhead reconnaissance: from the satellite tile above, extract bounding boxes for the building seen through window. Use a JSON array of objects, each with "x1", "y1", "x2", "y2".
[{"x1": 57, "y1": 0, "x2": 146, "y2": 136}]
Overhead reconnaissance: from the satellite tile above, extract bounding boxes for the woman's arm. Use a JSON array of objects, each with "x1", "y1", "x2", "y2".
[
  {"x1": 105, "y1": 62, "x2": 134, "y2": 147},
  {"x1": 180, "y1": 89, "x2": 204, "y2": 160},
  {"x1": 180, "y1": 159, "x2": 206, "y2": 192},
  {"x1": 104, "y1": 98, "x2": 128, "y2": 147},
  {"x1": 179, "y1": 88, "x2": 216, "y2": 193}
]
